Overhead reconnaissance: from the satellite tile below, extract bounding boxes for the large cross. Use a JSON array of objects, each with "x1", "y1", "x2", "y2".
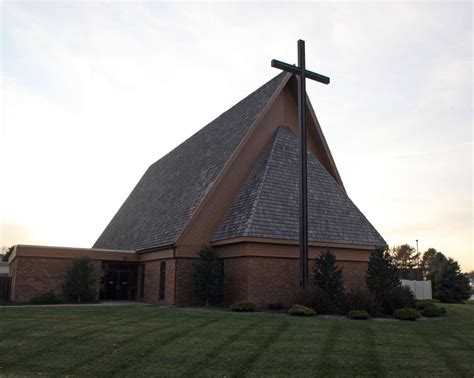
[{"x1": 271, "y1": 40, "x2": 330, "y2": 290}]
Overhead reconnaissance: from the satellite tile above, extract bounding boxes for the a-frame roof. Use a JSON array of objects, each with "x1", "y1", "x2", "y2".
[
  {"x1": 213, "y1": 126, "x2": 386, "y2": 246},
  {"x1": 94, "y1": 73, "x2": 288, "y2": 250},
  {"x1": 94, "y1": 72, "x2": 384, "y2": 251}
]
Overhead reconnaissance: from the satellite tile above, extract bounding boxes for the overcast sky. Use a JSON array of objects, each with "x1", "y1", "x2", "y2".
[{"x1": 1, "y1": 1, "x2": 472, "y2": 271}]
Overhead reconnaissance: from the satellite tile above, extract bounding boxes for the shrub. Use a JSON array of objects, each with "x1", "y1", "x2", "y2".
[
  {"x1": 296, "y1": 287, "x2": 337, "y2": 314},
  {"x1": 416, "y1": 300, "x2": 435, "y2": 311},
  {"x1": 288, "y1": 305, "x2": 315, "y2": 316},
  {"x1": 231, "y1": 301, "x2": 256, "y2": 312},
  {"x1": 420, "y1": 305, "x2": 440, "y2": 318},
  {"x1": 393, "y1": 307, "x2": 419, "y2": 321},
  {"x1": 63, "y1": 257, "x2": 97, "y2": 303},
  {"x1": 313, "y1": 249, "x2": 345, "y2": 304},
  {"x1": 347, "y1": 310, "x2": 370, "y2": 320},
  {"x1": 417, "y1": 302, "x2": 447, "y2": 318},
  {"x1": 268, "y1": 302, "x2": 285, "y2": 310},
  {"x1": 30, "y1": 291, "x2": 61, "y2": 305},
  {"x1": 191, "y1": 246, "x2": 224, "y2": 306},
  {"x1": 378, "y1": 286, "x2": 416, "y2": 315},
  {"x1": 343, "y1": 287, "x2": 383, "y2": 317}
]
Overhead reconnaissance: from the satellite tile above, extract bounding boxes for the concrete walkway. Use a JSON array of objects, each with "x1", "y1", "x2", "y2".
[{"x1": 0, "y1": 301, "x2": 152, "y2": 309}]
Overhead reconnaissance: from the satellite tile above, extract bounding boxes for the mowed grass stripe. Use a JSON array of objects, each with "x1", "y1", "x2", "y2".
[
  {"x1": 26, "y1": 310, "x2": 175, "y2": 373},
  {"x1": 414, "y1": 324, "x2": 471, "y2": 377},
  {"x1": 0, "y1": 306, "x2": 147, "y2": 339},
  {"x1": 182, "y1": 320, "x2": 260, "y2": 377},
  {"x1": 192, "y1": 318, "x2": 297, "y2": 377},
  {"x1": 111, "y1": 317, "x2": 222, "y2": 377},
  {"x1": 1, "y1": 306, "x2": 163, "y2": 368},
  {"x1": 0, "y1": 304, "x2": 472, "y2": 376},
  {"x1": 231, "y1": 320, "x2": 290, "y2": 377},
  {"x1": 64, "y1": 322, "x2": 177, "y2": 374}
]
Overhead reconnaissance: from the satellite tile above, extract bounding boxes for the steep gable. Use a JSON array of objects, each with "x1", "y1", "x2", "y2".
[
  {"x1": 94, "y1": 73, "x2": 288, "y2": 250},
  {"x1": 213, "y1": 126, "x2": 386, "y2": 246}
]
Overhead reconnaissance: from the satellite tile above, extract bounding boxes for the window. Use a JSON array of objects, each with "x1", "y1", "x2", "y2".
[{"x1": 159, "y1": 261, "x2": 166, "y2": 300}]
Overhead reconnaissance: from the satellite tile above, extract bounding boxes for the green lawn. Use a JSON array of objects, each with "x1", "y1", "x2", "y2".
[{"x1": 0, "y1": 303, "x2": 473, "y2": 377}]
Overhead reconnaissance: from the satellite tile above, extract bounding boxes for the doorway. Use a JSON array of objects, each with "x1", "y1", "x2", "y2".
[{"x1": 100, "y1": 262, "x2": 138, "y2": 301}]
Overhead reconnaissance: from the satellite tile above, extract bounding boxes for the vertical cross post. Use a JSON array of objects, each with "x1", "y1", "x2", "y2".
[
  {"x1": 298, "y1": 40, "x2": 309, "y2": 290},
  {"x1": 271, "y1": 40, "x2": 330, "y2": 290}
]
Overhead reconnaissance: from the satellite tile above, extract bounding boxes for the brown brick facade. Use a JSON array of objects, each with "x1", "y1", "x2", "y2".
[
  {"x1": 10, "y1": 256, "x2": 101, "y2": 303},
  {"x1": 221, "y1": 256, "x2": 368, "y2": 308},
  {"x1": 9, "y1": 243, "x2": 373, "y2": 306},
  {"x1": 143, "y1": 258, "x2": 176, "y2": 306}
]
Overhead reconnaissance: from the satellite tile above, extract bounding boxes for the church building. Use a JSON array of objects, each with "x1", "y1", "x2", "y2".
[{"x1": 8, "y1": 72, "x2": 385, "y2": 306}]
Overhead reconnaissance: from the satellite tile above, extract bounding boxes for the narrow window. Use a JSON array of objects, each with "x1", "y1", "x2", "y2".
[{"x1": 159, "y1": 261, "x2": 166, "y2": 300}]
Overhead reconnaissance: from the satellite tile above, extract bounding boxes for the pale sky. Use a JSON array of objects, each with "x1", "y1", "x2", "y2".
[{"x1": 1, "y1": 1, "x2": 472, "y2": 271}]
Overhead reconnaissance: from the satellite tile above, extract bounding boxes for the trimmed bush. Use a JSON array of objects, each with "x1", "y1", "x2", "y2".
[
  {"x1": 417, "y1": 302, "x2": 447, "y2": 318},
  {"x1": 231, "y1": 301, "x2": 256, "y2": 312},
  {"x1": 343, "y1": 287, "x2": 383, "y2": 317},
  {"x1": 30, "y1": 291, "x2": 61, "y2": 305},
  {"x1": 416, "y1": 300, "x2": 435, "y2": 311},
  {"x1": 347, "y1": 310, "x2": 370, "y2": 320},
  {"x1": 268, "y1": 302, "x2": 285, "y2": 310},
  {"x1": 420, "y1": 305, "x2": 440, "y2": 318},
  {"x1": 288, "y1": 305, "x2": 315, "y2": 316},
  {"x1": 393, "y1": 307, "x2": 419, "y2": 321}
]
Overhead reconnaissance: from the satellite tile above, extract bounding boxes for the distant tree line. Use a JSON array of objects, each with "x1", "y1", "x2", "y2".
[{"x1": 389, "y1": 244, "x2": 470, "y2": 302}]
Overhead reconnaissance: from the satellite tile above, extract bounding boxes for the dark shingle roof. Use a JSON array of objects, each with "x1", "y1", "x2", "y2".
[
  {"x1": 93, "y1": 72, "x2": 288, "y2": 250},
  {"x1": 212, "y1": 126, "x2": 386, "y2": 246}
]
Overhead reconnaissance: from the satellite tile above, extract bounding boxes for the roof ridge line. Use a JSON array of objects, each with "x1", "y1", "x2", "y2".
[
  {"x1": 242, "y1": 126, "x2": 284, "y2": 237},
  {"x1": 174, "y1": 72, "x2": 292, "y2": 247}
]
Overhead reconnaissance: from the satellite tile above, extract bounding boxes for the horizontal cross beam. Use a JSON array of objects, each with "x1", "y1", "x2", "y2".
[{"x1": 271, "y1": 59, "x2": 330, "y2": 85}]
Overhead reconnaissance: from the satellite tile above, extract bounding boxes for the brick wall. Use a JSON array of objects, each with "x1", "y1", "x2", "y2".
[
  {"x1": 10, "y1": 256, "x2": 101, "y2": 303},
  {"x1": 337, "y1": 260, "x2": 369, "y2": 290},
  {"x1": 223, "y1": 257, "x2": 249, "y2": 305},
  {"x1": 221, "y1": 256, "x2": 369, "y2": 308},
  {"x1": 143, "y1": 259, "x2": 176, "y2": 305}
]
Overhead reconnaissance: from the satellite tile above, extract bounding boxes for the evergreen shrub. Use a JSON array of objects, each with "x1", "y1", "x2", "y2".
[
  {"x1": 347, "y1": 310, "x2": 370, "y2": 320},
  {"x1": 288, "y1": 304, "x2": 315, "y2": 316},
  {"x1": 191, "y1": 246, "x2": 224, "y2": 306},
  {"x1": 417, "y1": 302, "x2": 447, "y2": 317},
  {"x1": 313, "y1": 250, "x2": 345, "y2": 305},
  {"x1": 416, "y1": 300, "x2": 435, "y2": 311},
  {"x1": 63, "y1": 257, "x2": 97, "y2": 303},
  {"x1": 393, "y1": 307, "x2": 419, "y2": 321},
  {"x1": 231, "y1": 301, "x2": 256, "y2": 312},
  {"x1": 420, "y1": 305, "x2": 440, "y2": 318},
  {"x1": 30, "y1": 291, "x2": 61, "y2": 305}
]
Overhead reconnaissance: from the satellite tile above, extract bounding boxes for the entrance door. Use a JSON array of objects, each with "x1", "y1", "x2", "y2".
[
  {"x1": 101, "y1": 262, "x2": 138, "y2": 301},
  {"x1": 104, "y1": 270, "x2": 131, "y2": 300}
]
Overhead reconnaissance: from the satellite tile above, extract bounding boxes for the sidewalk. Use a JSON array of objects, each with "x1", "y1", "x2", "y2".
[{"x1": 0, "y1": 301, "x2": 152, "y2": 309}]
